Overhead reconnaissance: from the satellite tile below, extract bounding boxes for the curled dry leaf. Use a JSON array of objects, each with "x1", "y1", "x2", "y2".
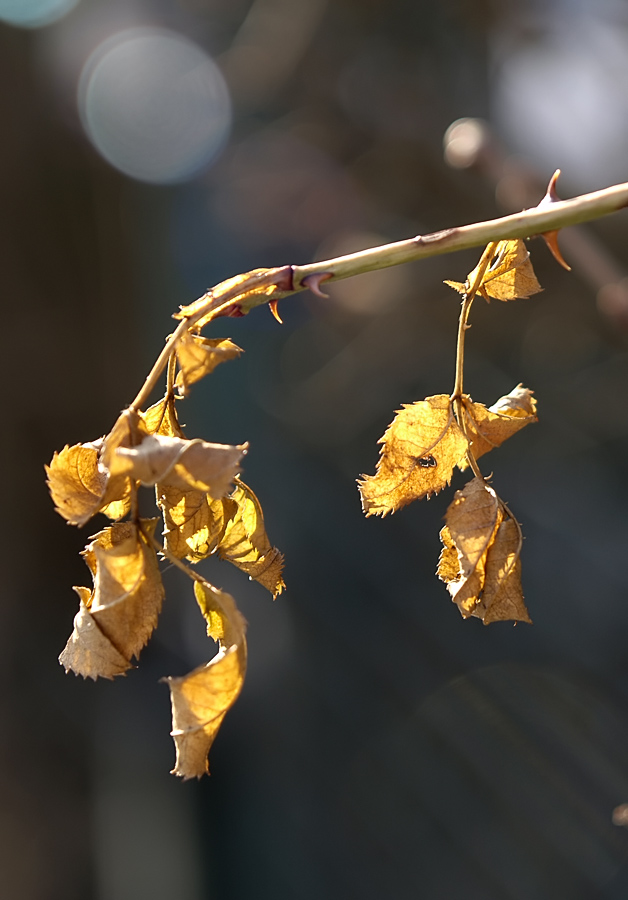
[
  {"x1": 112, "y1": 433, "x2": 246, "y2": 499},
  {"x1": 175, "y1": 333, "x2": 243, "y2": 396},
  {"x1": 174, "y1": 267, "x2": 293, "y2": 327},
  {"x1": 59, "y1": 519, "x2": 165, "y2": 678},
  {"x1": 445, "y1": 238, "x2": 542, "y2": 301},
  {"x1": 458, "y1": 384, "x2": 537, "y2": 470},
  {"x1": 46, "y1": 409, "x2": 146, "y2": 526},
  {"x1": 218, "y1": 480, "x2": 285, "y2": 597},
  {"x1": 166, "y1": 580, "x2": 247, "y2": 778},
  {"x1": 438, "y1": 479, "x2": 530, "y2": 624},
  {"x1": 359, "y1": 395, "x2": 469, "y2": 516},
  {"x1": 159, "y1": 487, "x2": 237, "y2": 562}
]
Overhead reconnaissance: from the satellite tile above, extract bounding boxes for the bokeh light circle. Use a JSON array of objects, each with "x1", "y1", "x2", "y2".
[
  {"x1": 78, "y1": 28, "x2": 231, "y2": 185},
  {"x1": 0, "y1": 0, "x2": 79, "y2": 28}
]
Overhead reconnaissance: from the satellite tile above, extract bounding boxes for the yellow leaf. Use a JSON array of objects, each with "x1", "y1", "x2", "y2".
[
  {"x1": 459, "y1": 385, "x2": 537, "y2": 470},
  {"x1": 166, "y1": 580, "x2": 246, "y2": 778},
  {"x1": 218, "y1": 480, "x2": 285, "y2": 597},
  {"x1": 472, "y1": 516, "x2": 531, "y2": 624},
  {"x1": 112, "y1": 433, "x2": 246, "y2": 499},
  {"x1": 141, "y1": 395, "x2": 185, "y2": 438},
  {"x1": 445, "y1": 239, "x2": 542, "y2": 301},
  {"x1": 59, "y1": 519, "x2": 165, "y2": 678},
  {"x1": 174, "y1": 268, "x2": 292, "y2": 329},
  {"x1": 46, "y1": 409, "x2": 146, "y2": 527},
  {"x1": 438, "y1": 478, "x2": 502, "y2": 618},
  {"x1": 175, "y1": 333, "x2": 243, "y2": 396},
  {"x1": 358, "y1": 395, "x2": 469, "y2": 516},
  {"x1": 158, "y1": 487, "x2": 237, "y2": 562}
]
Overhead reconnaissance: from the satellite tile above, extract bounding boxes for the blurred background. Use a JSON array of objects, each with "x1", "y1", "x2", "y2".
[{"x1": 4, "y1": 0, "x2": 628, "y2": 897}]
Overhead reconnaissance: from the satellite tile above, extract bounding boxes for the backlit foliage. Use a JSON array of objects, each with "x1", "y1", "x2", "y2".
[{"x1": 48, "y1": 225, "x2": 566, "y2": 776}]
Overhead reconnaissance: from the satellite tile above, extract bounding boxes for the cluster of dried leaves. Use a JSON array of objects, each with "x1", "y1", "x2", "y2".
[
  {"x1": 47, "y1": 283, "x2": 284, "y2": 779},
  {"x1": 359, "y1": 238, "x2": 544, "y2": 624},
  {"x1": 47, "y1": 236, "x2": 554, "y2": 778}
]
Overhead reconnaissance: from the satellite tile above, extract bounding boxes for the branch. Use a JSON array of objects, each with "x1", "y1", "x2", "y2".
[{"x1": 292, "y1": 177, "x2": 628, "y2": 289}]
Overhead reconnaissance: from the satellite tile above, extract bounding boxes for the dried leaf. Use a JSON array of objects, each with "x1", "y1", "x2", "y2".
[
  {"x1": 175, "y1": 333, "x2": 243, "y2": 396},
  {"x1": 112, "y1": 433, "x2": 246, "y2": 498},
  {"x1": 459, "y1": 385, "x2": 537, "y2": 469},
  {"x1": 174, "y1": 268, "x2": 292, "y2": 328},
  {"x1": 159, "y1": 486, "x2": 237, "y2": 562},
  {"x1": 166, "y1": 580, "x2": 247, "y2": 778},
  {"x1": 46, "y1": 409, "x2": 146, "y2": 526},
  {"x1": 445, "y1": 239, "x2": 542, "y2": 301},
  {"x1": 141, "y1": 396, "x2": 185, "y2": 438},
  {"x1": 472, "y1": 516, "x2": 530, "y2": 624},
  {"x1": 438, "y1": 478, "x2": 502, "y2": 618},
  {"x1": 59, "y1": 520, "x2": 165, "y2": 678},
  {"x1": 218, "y1": 480, "x2": 285, "y2": 597},
  {"x1": 359, "y1": 395, "x2": 469, "y2": 516}
]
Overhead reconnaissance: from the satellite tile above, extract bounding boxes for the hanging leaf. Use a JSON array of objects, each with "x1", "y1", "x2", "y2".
[
  {"x1": 437, "y1": 478, "x2": 503, "y2": 618},
  {"x1": 159, "y1": 487, "x2": 237, "y2": 562},
  {"x1": 46, "y1": 409, "x2": 147, "y2": 527},
  {"x1": 166, "y1": 580, "x2": 247, "y2": 778},
  {"x1": 459, "y1": 384, "x2": 537, "y2": 469},
  {"x1": 141, "y1": 395, "x2": 186, "y2": 438},
  {"x1": 175, "y1": 333, "x2": 243, "y2": 396},
  {"x1": 111, "y1": 433, "x2": 246, "y2": 499},
  {"x1": 217, "y1": 480, "x2": 285, "y2": 597},
  {"x1": 59, "y1": 519, "x2": 165, "y2": 678},
  {"x1": 359, "y1": 395, "x2": 469, "y2": 516},
  {"x1": 445, "y1": 239, "x2": 542, "y2": 301},
  {"x1": 438, "y1": 482, "x2": 530, "y2": 624}
]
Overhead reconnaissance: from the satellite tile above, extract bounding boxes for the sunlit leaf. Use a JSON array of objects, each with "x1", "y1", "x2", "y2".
[
  {"x1": 459, "y1": 384, "x2": 537, "y2": 469},
  {"x1": 359, "y1": 395, "x2": 469, "y2": 516},
  {"x1": 112, "y1": 433, "x2": 246, "y2": 499},
  {"x1": 159, "y1": 487, "x2": 237, "y2": 562},
  {"x1": 166, "y1": 580, "x2": 246, "y2": 778},
  {"x1": 445, "y1": 239, "x2": 542, "y2": 301},
  {"x1": 59, "y1": 519, "x2": 165, "y2": 678},
  {"x1": 218, "y1": 480, "x2": 285, "y2": 597},
  {"x1": 175, "y1": 333, "x2": 243, "y2": 396},
  {"x1": 141, "y1": 395, "x2": 185, "y2": 438},
  {"x1": 472, "y1": 516, "x2": 530, "y2": 624}
]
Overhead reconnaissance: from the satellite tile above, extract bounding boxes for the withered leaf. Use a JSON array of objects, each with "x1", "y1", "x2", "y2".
[
  {"x1": 112, "y1": 433, "x2": 246, "y2": 499},
  {"x1": 459, "y1": 384, "x2": 537, "y2": 469},
  {"x1": 166, "y1": 580, "x2": 246, "y2": 778},
  {"x1": 438, "y1": 478, "x2": 502, "y2": 618},
  {"x1": 159, "y1": 486, "x2": 237, "y2": 562},
  {"x1": 174, "y1": 268, "x2": 292, "y2": 329},
  {"x1": 359, "y1": 395, "x2": 469, "y2": 516},
  {"x1": 218, "y1": 480, "x2": 285, "y2": 597},
  {"x1": 141, "y1": 395, "x2": 185, "y2": 438},
  {"x1": 472, "y1": 516, "x2": 530, "y2": 624},
  {"x1": 445, "y1": 239, "x2": 542, "y2": 301},
  {"x1": 175, "y1": 333, "x2": 243, "y2": 396},
  {"x1": 46, "y1": 409, "x2": 146, "y2": 527},
  {"x1": 59, "y1": 519, "x2": 165, "y2": 679}
]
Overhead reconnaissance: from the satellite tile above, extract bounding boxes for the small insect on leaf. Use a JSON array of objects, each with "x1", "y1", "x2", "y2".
[{"x1": 417, "y1": 455, "x2": 437, "y2": 468}]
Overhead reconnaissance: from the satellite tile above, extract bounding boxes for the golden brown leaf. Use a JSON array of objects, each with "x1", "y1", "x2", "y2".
[
  {"x1": 158, "y1": 487, "x2": 237, "y2": 562},
  {"x1": 459, "y1": 385, "x2": 537, "y2": 469},
  {"x1": 166, "y1": 580, "x2": 246, "y2": 778},
  {"x1": 359, "y1": 395, "x2": 469, "y2": 516},
  {"x1": 472, "y1": 516, "x2": 530, "y2": 624},
  {"x1": 112, "y1": 433, "x2": 246, "y2": 498},
  {"x1": 218, "y1": 480, "x2": 285, "y2": 597},
  {"x1": 174, "y1": 268, "x2": 292, "y2": 329},
  {"x1": 445, "y1": 239, "x2": 542, "y2": 301},
  {"x1": 438, "y1": 478, "x2": 502, "y2": 618},
  {"x1": 175, "y1": 333, "x2": 243, "y2": 396},
  {"x1": 46, "y1": 409, "x2": 147, "y2": 527},
  {"x1": 141, "y1": 396, "x2": 185, "y2": 438},
  {"x1": 59, "y1": 520, "x2": 165, "y2": 678}
]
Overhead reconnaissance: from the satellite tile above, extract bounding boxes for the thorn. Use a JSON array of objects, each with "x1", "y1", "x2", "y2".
[
  {"x1": 302, "y1": 272, "x2": 332, "y2": 298},
  {"x1": 540, "y1": 168, "x2": 562, "y2": 205},
  {"x1": 269, "y1": 299, "x2": 283, "y2": 323},
  {"x1": 541, "y1": 230, "x2": 571, "y2": 270}
]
